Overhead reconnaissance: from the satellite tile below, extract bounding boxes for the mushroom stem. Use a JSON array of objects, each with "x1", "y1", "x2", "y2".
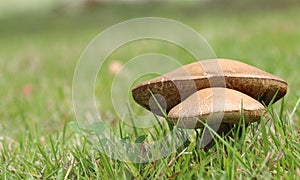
[
  {"x1": 201, "y1": 123, "x2": 247, "y2": 151},
  {"x1": 200, "y1": 123, "x2": 232, "y2": 151}
]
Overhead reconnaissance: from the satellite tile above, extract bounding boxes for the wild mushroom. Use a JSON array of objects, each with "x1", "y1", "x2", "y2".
[
  {"x1": 131, "y1": 59, "x2": 287, "y2": 149},
  {"x1": 168, "y1": 87, "x2": 266, "y2": 149},
  {"x1": 168, "y1": 88, "x2": 265, "y2": 128}
]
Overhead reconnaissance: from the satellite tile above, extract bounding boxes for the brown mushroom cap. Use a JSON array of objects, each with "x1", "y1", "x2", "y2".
[
  {"x1": 132, "y1": 59, "x2": 287, "y2": 115},
  {"x1": 168, "y1": 88, "x2": 265, "y2": 129}
]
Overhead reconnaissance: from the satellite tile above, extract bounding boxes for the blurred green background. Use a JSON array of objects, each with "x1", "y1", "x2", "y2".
[{"x1": 0, "y1": 0, "x2": 299, "y2": 138}]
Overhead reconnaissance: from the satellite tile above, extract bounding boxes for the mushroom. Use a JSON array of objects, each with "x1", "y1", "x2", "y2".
[
  {"x1": 131, "y1": 59, "x2": 287, "y2": 149},
  {"x1": 168, "y1": 88, "x2": 266, "y2": 129},
  {"x1": 168, "y1": 87, "x2": 266, "y2": 150}
]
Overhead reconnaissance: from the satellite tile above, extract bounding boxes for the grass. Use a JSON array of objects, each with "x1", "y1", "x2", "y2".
[
  {"x1": 0, "y1": 1, "x2": 300, "y2": 179},
  {"x1": 1, "y1": 101, "x2": 299, "y2": 179}
]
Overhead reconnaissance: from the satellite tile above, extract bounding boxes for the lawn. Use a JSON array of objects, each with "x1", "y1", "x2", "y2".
[{"x1": 0, "y1": 1, "x2": 300, "y2": 179}]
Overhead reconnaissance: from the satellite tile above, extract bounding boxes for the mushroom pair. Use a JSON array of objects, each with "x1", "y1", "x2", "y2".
[{"x1": 131, "y1": 59, "x2": 287, "y2": 149}]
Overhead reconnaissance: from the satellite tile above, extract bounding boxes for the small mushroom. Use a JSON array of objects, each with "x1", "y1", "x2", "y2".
[{"x1": 168, "y1": 88, "x2": 265, "y2": 129}]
